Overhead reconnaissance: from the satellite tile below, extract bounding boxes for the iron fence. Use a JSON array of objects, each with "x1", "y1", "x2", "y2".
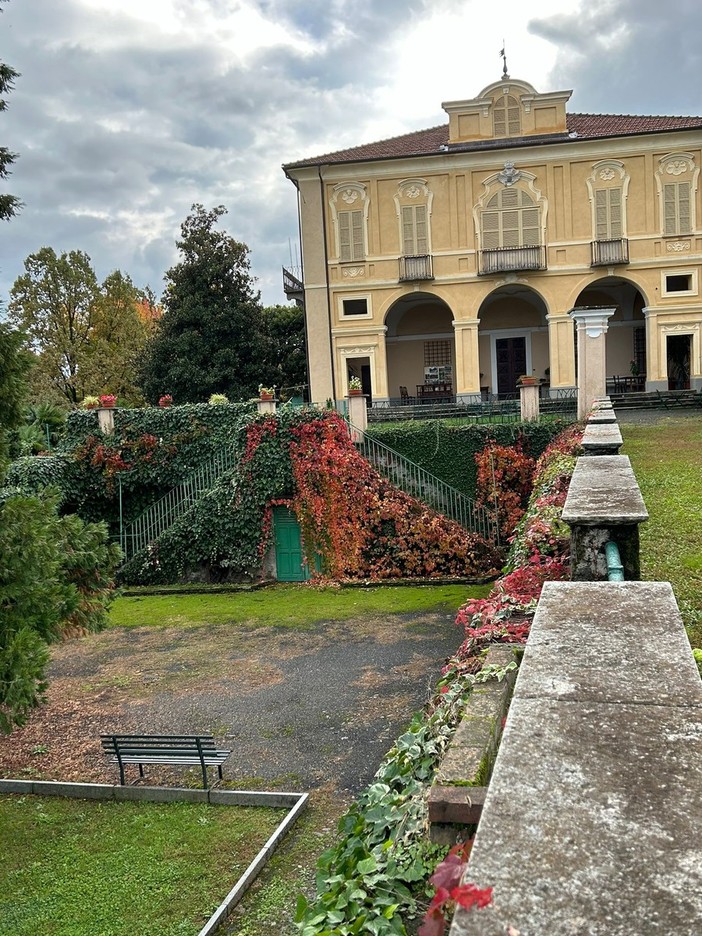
[
  {"x1": 119, "y1": 446, "x2": 238, "y2": 561},
  {"x1": 358, "y1": 432, "x2": 499, "y2": 544}
]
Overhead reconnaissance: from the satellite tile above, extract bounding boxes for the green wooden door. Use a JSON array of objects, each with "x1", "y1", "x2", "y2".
[{"x1": 273, "y1": 507, "x2": 308, "y2": 581}]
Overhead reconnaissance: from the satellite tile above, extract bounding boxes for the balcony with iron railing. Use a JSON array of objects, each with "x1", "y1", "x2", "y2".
[
  {"x1": 591, "y1": 238, "x2": 629, "y2": 267},
  {"x1": 282, "y1": 266, "x2": 304, "y2": 304},
  {"x1": 478, "y1": 244, "x2": 546, "y2": 276},
  {"x1": 399, "y1": 254, "x2": 434, "y2": 282}
]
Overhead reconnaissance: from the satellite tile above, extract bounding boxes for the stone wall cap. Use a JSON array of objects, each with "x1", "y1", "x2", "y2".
[{"x1": 562, "y1": 455, "x2": 648, "y2": 524}]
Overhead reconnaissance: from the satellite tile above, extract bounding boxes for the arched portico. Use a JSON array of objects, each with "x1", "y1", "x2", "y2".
[
  {"x1": 384, "y1": 292, "x2": 456, "y2": 402},
  {"x1": 477, "y1": 285, "x2": 549, "y2": 396},
  {"x1": 573, "y1": 277, "x2": 647, "y2": 392}
]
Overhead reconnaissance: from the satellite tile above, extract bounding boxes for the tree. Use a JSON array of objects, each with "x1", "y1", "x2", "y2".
[
  {"x1": 0, "y1": 0, "x2": 21, "y2": 221},
  {"x1": 259, "y1": 303, "x2": 307, "y2": 400},
  {"x1": 0, "y1": 320, "x2": 33, "y2": 469},
  {"x1": 8, "y1": 249, "x2": 151, "y2": 405},
  {"x1": 137, "y1": 204, "x2": 266, "y2": 403}
]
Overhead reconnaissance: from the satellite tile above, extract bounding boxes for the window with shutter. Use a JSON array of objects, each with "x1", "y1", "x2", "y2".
[
  {"x1": 402, "y1": 204, "x2": 428, "y2": 255},
  {"x1": 481, "y1": 189, "x2": 541, "y2": 247},
  {"x1": 664, "y1": 182, "x2": 691, "y2": 236},
  {"x1": 338, "y1": 209, "x2": 364, "y2": 261},
  {"x1": 594, "y1": 188, "x2": 623, "y2": 239},
  {"x1": 493, "y1": 95, "x2": 521, "y2": 138}
]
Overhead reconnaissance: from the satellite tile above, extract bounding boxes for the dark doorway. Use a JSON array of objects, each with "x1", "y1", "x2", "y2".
[
  {"x1": 496, "y1": 337, "x2": 527, "y2": 395},
  {"x1": 667, "y1": 334, "x2": 691, "y2": 390}
]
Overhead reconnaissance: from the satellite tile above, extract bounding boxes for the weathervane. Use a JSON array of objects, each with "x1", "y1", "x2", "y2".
[{"x1": 499, "y1": 42, "x2": 509, "y2": 80}]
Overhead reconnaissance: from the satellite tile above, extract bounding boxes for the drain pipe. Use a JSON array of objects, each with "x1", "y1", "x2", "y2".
[{"x1": 605, "y1": 540, "x2": 625, "y2": 581}]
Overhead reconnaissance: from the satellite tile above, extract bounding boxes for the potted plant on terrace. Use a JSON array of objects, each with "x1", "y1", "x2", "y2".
[
  {"x1": 158, "y1": 394, "x2": 173, "y2": 408},
  {"x1": 99, "y1": 393, "x2": 117, "y2": 408},
  {"x1": 81, "y1": 395, "x2": 100, "y2": 410},
  {"x1": 348, "y1": 376, "x2": 363, "y2": 396},
  {"x1": 258, "y1": 384, "x2": 275, "y2": 401}
]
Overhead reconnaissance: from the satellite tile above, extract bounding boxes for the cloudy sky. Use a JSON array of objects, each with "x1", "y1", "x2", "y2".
[{"x1": 2, "y1": 0, "x2": 701, "y2": 308}]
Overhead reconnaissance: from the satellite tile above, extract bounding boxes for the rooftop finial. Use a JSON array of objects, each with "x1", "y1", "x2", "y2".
[{"x1": 499, "y1": 42, "x2": 509, "y2": 80}]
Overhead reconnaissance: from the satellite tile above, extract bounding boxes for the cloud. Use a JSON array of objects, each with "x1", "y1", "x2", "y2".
[{"x1": 533, "y1": 0, "x2": 702, "y2": 115}]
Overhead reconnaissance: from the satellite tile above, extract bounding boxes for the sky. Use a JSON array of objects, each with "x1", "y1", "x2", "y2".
[{"x1": 2, "y1": 0, "x2": 702, "y2": 308}]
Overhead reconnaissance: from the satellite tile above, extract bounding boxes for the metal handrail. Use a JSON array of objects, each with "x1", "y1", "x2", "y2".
[
  {"x1": 358, "y1": 431, "x2": 499, "y2": 544},
  {"x1": 119, "y1": 446, "x2": 238, "y2": 560}
]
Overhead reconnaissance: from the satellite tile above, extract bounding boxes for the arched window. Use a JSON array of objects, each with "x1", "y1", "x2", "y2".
[
  {"x1": 481, "y1": 188, "x2": 540, "y2": 249},
  {"x1": 493, "y1": 94, "x2": 521, "y2": 138}
]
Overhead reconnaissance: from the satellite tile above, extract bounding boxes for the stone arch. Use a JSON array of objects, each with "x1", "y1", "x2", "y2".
[
  {"x1": 384, "y1": 291, "x2": 456, "y2": 401},
  {"x1": 477, "y1": 284, "x2": 550, "y2": 395}
]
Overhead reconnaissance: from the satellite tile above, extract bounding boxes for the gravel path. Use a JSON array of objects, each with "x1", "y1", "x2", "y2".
[{"x1": 0, "y1": 610, "x2": 464, "y2": 795}]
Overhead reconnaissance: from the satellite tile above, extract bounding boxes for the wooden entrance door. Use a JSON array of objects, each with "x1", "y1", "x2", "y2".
[{"x1": 496, "y1": 337, "x2": 527, "y2": 395}]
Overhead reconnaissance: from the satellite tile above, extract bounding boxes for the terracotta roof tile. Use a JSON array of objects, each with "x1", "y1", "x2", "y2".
[{"x1": 283, "y1": 113, "x2": 702, "y2": 170}]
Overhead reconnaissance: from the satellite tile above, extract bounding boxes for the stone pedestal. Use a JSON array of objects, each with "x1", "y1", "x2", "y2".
[
  {"x1": 346, "y1": 393, "x2": 367, "y2": 442},
  {"x1": 569, "y1": 307, "x2": 616, "y2": 420},
  {"x1": 519, "y1": 381, "x2": 540, "y2": 421},
  {"x1": 257, "y1": 398, "x2": 276, "y2": 415},
  {"x1": 97, "y1": 407, "x2": 115, "y2": 435}
]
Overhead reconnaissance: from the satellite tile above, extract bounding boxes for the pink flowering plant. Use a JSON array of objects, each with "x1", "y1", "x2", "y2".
[{"x1": 447, "y1": 424, "x2": 583, "y2": 675}]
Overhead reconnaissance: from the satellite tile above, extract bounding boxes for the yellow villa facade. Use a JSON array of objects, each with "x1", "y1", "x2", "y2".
[{"x1": 283, "y1": 77, "x2": 702, "y2": 404}]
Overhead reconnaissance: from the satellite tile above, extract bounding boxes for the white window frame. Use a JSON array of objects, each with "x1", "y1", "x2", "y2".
[
  {"x1": 330, "y1": 182, "x2": 369, "y2": 263},
  {"x1": 337, "y1": 293, "x2": 372, "y2": 321},
  {"x1": 661, "y1": 268, "x2": 698, "y2": 298}
]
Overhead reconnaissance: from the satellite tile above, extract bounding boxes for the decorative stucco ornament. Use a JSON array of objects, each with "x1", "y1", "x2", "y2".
[
  {"x1": 498, "y1": 162, "x2": 521, "y2": 186},
  {"x1": 599, "y1": 168, "x2": 616, "y2": 181},
  {"x1": 666, "y1": 160, "x2": 690, "y2": 176},
  {"x1": 341, "y1": 189, "x2": 359, "y2": 204}
]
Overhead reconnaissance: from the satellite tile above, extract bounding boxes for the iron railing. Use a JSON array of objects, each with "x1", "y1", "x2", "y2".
[
  {"x1": 591, "y1": 238, "x2": 629, "y2": 266},
  {"x1": 119, "y1": 446, "x2": 238, "y2": 560},
  {"x1": 358, "y1": 432, "x2": 499, "y2": 544},
  {"x1": 399, "y1": 254, "x2": 434, "y2": 281},
  {"x1": 282, "y1": 266, "x2": 304, "y2": 297},
  {"x1": 479, "y1": 244, "x2": 546, "y2": 275}
]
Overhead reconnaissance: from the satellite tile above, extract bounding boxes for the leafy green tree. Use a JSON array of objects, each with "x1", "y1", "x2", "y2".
[
  {"x1": 137, "y1": 204, "x2": 266, "y2": 403},
  {"x1": 259, "y1": 303, "x2": 307, "y2": 399},
  {"x1": 0, "y1": 320, "x2": 120, "y2": 733},
  {"x1": 0, "y1": 320, "x2": 33, "y2": 468},
  {"x1": 0, "y1": 0, "x2": 21, "y2": 222},
  {"x1": 8, "y1": 249, "x2": 151, "y2": 405}
]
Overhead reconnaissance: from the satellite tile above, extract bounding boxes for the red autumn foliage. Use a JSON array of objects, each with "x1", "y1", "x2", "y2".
[
  {"x1": 419, "y1": 841, "x2": 493, "y2": 936},
  {"x1": 281, "y1": 412, "x2": 502, "y2": 581},
  {"x1": 474, "y1": 440, "x2": 535, "y2": 540}
]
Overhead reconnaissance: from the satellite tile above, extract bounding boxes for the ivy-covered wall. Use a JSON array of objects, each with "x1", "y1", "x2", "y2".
[
  {"x1": 365, "y1": 419, "x2": 576, "y2": 499},
  {"x1": 5, "y1": 402, "x2": 257, "y2": 533}
]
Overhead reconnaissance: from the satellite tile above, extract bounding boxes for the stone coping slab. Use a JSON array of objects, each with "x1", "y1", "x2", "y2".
[
  {"x1": 516, "y1": 581, "x2": 702, "y2": 706},
  {"x1": 581, "y1": 421, "x2": 623, "y2": 454},
  {"x1": 0, "y1": 779, "x2": 308, "y2": 936},
  {"x1": 562, "y1": 454, "x2": 648, "y2": 525},
  {"x1": 587, "y1": 410, "x2": 617, "y2": 423},
  {"x1": 450, "y1": 580, "x2": 702, "y2": 935},
  {"x1": 451, "y1": 697, "x2": 702, "y2": 935}
]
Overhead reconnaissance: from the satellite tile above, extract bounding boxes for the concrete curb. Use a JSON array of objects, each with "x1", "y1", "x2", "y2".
[{"x1": 0, "y1": 779, "x2": 309, "y2": 934}]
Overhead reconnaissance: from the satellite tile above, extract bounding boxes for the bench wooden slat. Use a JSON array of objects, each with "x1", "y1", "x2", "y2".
[{"x1": 100, "y1": 733, "x2": 231, "y2": 788}]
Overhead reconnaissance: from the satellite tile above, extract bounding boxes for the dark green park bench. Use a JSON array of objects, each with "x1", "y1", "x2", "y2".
[{"x1": 101, "y1": 734, "x2": 231, "y2": 789}]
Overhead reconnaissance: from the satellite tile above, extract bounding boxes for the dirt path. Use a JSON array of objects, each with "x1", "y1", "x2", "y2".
[{"x1": 0, "y1": 611, "x2": 463, "y2": 794}]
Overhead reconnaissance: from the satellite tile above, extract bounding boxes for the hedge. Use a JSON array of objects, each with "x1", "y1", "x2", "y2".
[{"x1": 365, "y1": 418, "x2": 575, "y2": 500}]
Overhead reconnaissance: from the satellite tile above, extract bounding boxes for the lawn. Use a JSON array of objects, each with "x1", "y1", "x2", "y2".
[
  {"x1": 0, "y1": 796, "x2": 282, "y2": 936},
  {"x1": 109, "y1": 583, "x2": 486, "y2": 629},
  {"x1": 621, "y1": 414, "x2": 702, "y2": 647}
]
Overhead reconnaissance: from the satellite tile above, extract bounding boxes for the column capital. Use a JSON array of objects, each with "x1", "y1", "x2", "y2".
[{"x1": 568, "y1": 306, "x2": 616, "y2": 339}]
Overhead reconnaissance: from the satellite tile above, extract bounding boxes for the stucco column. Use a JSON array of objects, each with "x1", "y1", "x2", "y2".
[
  {"x1": 346, "y1": 394, "x2": 368, "y2": 442},
  {"x1": 453, "y1": 319, "x2": 481, "y2": 399},
  {"x1": 569, "y1": 307, "x2": 616, "y2": 420},
  {"x1": 546, "y1": 313, "x2": 576, "y2": 390},
  {"x1": 519, "y1": 381, "x2": 540, "y2": 421}
]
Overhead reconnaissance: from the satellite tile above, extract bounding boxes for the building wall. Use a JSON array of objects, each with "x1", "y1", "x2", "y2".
[{"x1": 288, "y1": 82, "x2": 702, "y2": 402}]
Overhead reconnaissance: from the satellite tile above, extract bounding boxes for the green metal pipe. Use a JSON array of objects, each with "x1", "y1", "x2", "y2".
[{"x1": 605, "y1": 540, "x2": 625, "y2": 581}]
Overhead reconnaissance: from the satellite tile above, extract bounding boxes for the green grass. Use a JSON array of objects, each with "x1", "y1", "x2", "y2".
[
  {"x1": 621, "y1": 415, "x2": 702, "y2": 647},
  {"x1": 0, "y1": 795, "x2": 282, "y2": 936},
  {"x1": 109, "y1": 583, "x2": 490, "y2": 629}
]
